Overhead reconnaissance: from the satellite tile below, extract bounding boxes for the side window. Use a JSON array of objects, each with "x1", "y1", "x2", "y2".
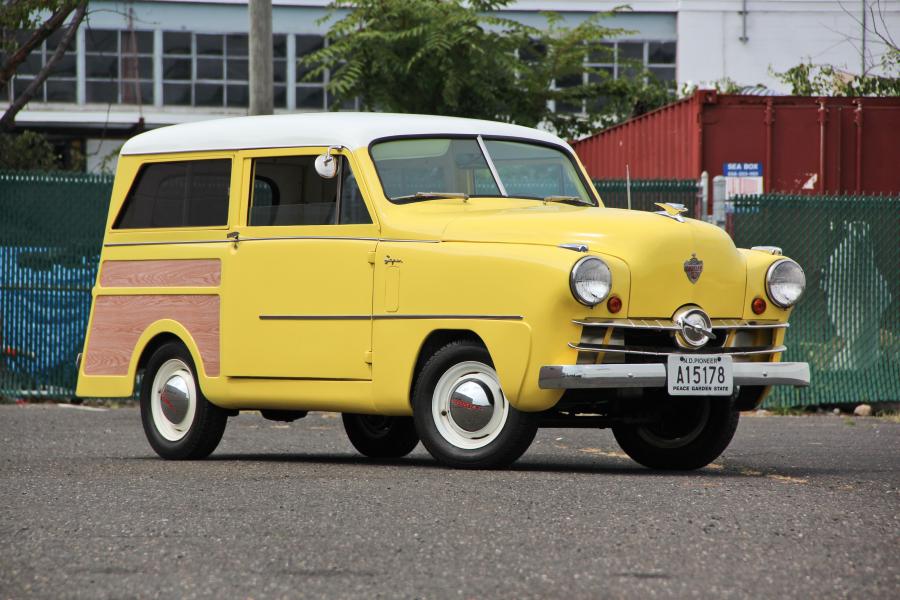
[
  {"x1": 249, "y1": 155, "x2": 371, "y2": 226},
  {"x1": 114, "y1": 159, "x2": 231, "y2": 229},
  {"x1": 249, "y1": 155, "x2": 337, "y2": 226}
]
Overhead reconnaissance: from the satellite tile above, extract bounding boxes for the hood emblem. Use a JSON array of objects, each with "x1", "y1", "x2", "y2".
[
  {"x1": 654, "y1": 202, "x2": 688, "y2": 222},
  {"x1": 684, "y1": 254, "x2": 703, "y2": 284}
]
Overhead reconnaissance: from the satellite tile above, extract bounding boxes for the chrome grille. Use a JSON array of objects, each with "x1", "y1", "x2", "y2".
[
  {"x1": 573, "y1": 318, "x2": 789, "y2": 331},
  {"x1": 571, "y1": 318, "x2": 786, "y2": 362}
]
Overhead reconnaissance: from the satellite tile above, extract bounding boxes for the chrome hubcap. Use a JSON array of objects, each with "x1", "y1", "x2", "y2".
[
  {"x1": 432, "y1": 361, "x2": 508, "y2": 450},
  {"x1": 161, "y1": 376, "x2": 190, "y2": 424},
  {"x1": 448, "y1": 379, "x2": 496, "y2": 433},
  {"x1": 150, "y1": 359, "x2": 197, "y2": 442}
]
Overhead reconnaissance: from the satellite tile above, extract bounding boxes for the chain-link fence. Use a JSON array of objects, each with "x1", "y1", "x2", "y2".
[
  {"x1": 594, "y1": 179, "x2": 700, "y2": 217},
  {"x1": 0, "y1": 171, "x2": 112, "y2": 398},
  {"x1": 733, "y1": 194, "x2": 900, "y2": 408},
  {"x1": 2, "y1": 172, "x2": 897, "y2": 408}
]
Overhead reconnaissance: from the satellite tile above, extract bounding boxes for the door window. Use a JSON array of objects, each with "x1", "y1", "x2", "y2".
[{"x1": 249, "y1": 155, "x2": 371, "y2": 226}]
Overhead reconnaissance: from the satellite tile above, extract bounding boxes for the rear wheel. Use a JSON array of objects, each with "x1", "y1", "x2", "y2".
[
  {"x1": 612, "y1": 398, "x2": 739, "y2": 470},
  {"x1": 412, "y1": 340, "x2": 538, "y2": 469},
  {"x1": 140, "y1": 341, "x2": 228, "y2": 460},
  {"x1": 342, "y1": 414, "x2": 419, "y2": 458}
]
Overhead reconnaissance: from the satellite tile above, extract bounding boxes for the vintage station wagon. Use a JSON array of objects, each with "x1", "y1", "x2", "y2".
[{"x1": 76, "y1": 113, "x2": 809, "y2": 469}]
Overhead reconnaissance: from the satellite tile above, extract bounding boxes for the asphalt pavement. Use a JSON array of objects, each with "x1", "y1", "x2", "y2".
[{"x1": 1, "y1": 404, "x2": 898, "y2": 599}]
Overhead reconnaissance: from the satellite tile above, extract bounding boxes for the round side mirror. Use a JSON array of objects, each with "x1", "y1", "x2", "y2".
[{"x1": 315, "y1": 153, "x2": 338, "y2": 179}]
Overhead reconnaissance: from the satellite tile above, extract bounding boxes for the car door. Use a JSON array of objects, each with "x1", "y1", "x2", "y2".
[{"x1": 222, "y1": 148, "x2": 378, "y2": 380}]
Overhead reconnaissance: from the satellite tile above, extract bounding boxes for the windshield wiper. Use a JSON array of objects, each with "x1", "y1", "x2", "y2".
[
  {"x1": 392, "y1": 192, "x2": 470, "y2": 203},
  {"x1": 543, "y1": 195, "x2": 593, "y2": 206}
]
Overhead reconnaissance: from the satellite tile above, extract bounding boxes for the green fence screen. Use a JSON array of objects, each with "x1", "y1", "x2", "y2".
[
  {"x1": 732, "y1": 194, "x2": 900, "y2": 408},
  {"x1": 1, "y1": 172, "x2": 897, "y2": 408},
  {"x1": 594, "y1": 179, "x2": 700, "y2": 217},
  {"x1": 0, "y1": 171, "x2": 112, "y2": 398}
]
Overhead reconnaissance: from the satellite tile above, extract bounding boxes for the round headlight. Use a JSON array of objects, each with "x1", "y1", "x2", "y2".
[
  {"x1": 570, "y1": 257, "x2": 612, "y2": 306},
  {"x1": 766, "y1": 259, "x2": 806, "y2": 308}
]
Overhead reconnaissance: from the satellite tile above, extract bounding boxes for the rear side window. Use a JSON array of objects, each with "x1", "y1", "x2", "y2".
[{"x1": 114, "y1": 159, "x2": 231, "y2": 229}]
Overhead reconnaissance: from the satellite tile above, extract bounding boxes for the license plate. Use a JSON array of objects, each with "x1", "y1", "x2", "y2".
[{"x1": 666, "y1": 355, "x2": 733, "y2": 396}]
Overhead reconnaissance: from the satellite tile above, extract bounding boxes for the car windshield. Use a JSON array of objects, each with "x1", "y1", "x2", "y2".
[{"x1": 370, "y1": 137, "x2": 595, "y2": 205}]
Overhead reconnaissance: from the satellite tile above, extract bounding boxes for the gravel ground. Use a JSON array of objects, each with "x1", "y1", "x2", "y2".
[{"x1": 0, "y1": 404, "x2": 898, "y2": 599}]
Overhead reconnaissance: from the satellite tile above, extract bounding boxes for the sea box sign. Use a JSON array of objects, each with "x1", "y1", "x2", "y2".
[
  {"x1": 724, "y1": 162, "x2": 763, "y2": 177},
  {"x1": 724, "y1": 162, "x2": 764, "y2": 199}
]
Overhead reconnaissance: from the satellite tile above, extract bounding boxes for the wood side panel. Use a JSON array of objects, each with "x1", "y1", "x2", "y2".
[
  {"x1": 84, "y1": 295, "x2": 220, "y2": 376},
  {"x1": 100, "y1": 259, "x2": 221, "y2": 288}
]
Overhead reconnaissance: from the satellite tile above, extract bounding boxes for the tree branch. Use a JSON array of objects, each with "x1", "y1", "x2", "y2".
[
  {"x1": 834, "y1": 1, "x2": 897, "y2": 58},
  {"x1": 870, "y1": 0, "x2": 897, "y2": 51},
  {"x1": 1, "y1": 1, "x2": 86, "y2": 131},
  {"x1": 0, "y1": 2, "x2": 76, "y2": 94}
]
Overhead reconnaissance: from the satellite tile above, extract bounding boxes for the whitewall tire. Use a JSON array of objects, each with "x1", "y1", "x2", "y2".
[
  {"x1": 412, "y1": 340, "x2": 538, "y2": 469},
  {"x1": 140, "y1": 341, "x2": 228, "y2": 460}
]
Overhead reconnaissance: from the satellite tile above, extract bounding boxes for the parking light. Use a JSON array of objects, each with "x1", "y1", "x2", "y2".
[
  {"x1": 751, "y1": 297, "x2": 767, "y2": 315},
  {"x1": 607, "y1": 296, "x2": 622, "y2": 313}
]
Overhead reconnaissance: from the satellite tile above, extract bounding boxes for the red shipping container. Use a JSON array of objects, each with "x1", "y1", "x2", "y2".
[{"x1": 573, "y1": 90, "x2": 900, "y2": 195}]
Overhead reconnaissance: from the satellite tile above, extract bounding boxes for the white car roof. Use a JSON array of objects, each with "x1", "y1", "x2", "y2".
[{"x1": 120, "y1": 112, "x2": 571, "y2": 156}]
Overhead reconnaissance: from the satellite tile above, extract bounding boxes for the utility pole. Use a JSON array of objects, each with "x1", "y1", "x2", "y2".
[{"x1": 249, "y1": 0, "x2": 273, "y2": 115}]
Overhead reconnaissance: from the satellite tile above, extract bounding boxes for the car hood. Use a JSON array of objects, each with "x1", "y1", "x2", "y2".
[{"x1": 439, "y1": 204, "x2": 747, "y2": 317}]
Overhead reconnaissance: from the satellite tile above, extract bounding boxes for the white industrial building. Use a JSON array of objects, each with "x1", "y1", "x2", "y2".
[{"x1": 3, "y1": 0, "x2": 897, "y2": 171}]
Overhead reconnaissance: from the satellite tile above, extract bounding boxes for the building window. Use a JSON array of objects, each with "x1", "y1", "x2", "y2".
[
  {"x1": 162, "y1": 31, "x2": 191, "y2": 105},
  {"x1": 163, "y1": 31, "x2": 286, "y2": 108},
  {"x1": 296, "y1": 34, "x2": 326, "y2": 110},
  {"x1": 273, "y1": 34, "x2": 287, "y2": 108},
  {"x1": 85, "y1": 28, "x2": 154, "y2": 105},
  {"x1": 555, "y1": 39, "x2": 677, "y2": 115},
  {"x1": 10, "y1": 29, "x2": 77, "y2": 103},
  {"x1": 616, "y1": 41, "x2": 645, "y2": 79},
  {"x1": 6, "y1": 28, "x2": 361, "y2": 110},
  {"x1": 647, "y1": 41, "x2": 676, "y2": 85}
]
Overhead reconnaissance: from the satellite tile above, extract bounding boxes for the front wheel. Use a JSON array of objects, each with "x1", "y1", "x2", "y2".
[
  {"x1": 412, "y1": 340, "x2": 538, "y2": 469},
  {"x1": 140, "y1": 341, "x2": 228, "y2": 460},
  {"x1": 342, "y1": 414, "x2": 419, "y2": 458},
  {"x1": 612, "y1": 398, "x2": 739, "y2": 470}
]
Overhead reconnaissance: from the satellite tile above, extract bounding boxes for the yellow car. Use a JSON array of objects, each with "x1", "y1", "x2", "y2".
[{"x1": 76, "y1": 113, "x2": 809, "y2": 469}]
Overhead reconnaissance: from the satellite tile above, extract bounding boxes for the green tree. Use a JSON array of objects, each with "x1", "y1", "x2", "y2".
[
  {"x1": 0, "y1": 1, "x2": 88, "y2": 131},
  {"x1": 301, "y1": 0, "x2": 671, "y2": 138},
  {"x1": 0, "y1": 130, "x2": 84, "y2": 170},
  {"x1": 0, "y1": 129, "x2": 58, "y2": 170}
]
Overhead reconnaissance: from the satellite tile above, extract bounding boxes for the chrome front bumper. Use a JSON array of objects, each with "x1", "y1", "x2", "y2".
[{"x1": 539, "y1": 362, "x2": 811, "y2": 390}]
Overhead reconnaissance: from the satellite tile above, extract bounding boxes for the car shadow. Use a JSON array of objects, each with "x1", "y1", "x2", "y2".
[
  {"x1": 128, "y1": 451, "x2": 839, "y2": 479},
  {"x1": 205, "y1": 452, "x2": 436, "y2": 468}
]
